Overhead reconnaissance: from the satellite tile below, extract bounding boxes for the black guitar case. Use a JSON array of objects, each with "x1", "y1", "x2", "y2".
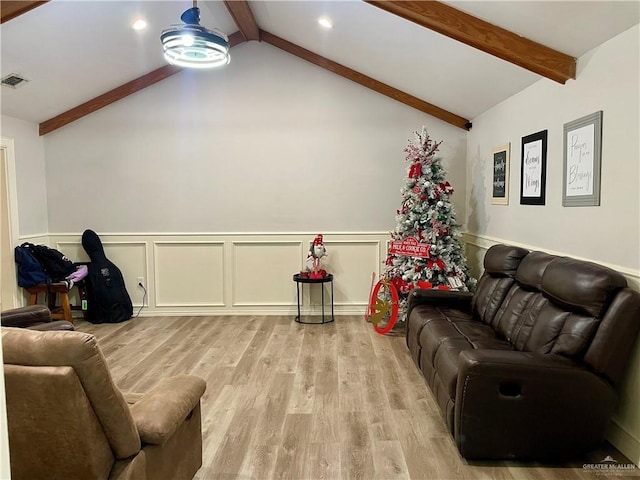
[{"x1": 81, "y1": 229, "x2": 133, "y2": 324}]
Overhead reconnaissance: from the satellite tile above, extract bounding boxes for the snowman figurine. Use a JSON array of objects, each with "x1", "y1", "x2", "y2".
[{"x1": 306, "y1": 234, "x2": 328, "y2": 278}]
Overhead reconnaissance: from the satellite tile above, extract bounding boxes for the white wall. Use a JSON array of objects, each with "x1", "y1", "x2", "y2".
[
  {"x1": 465, "y1": 24, "x2": 640, "y2": 464},
  {"x1": 0, "y1": 115, "x2": 48, "y2": 237},
  {"x1": 466, "y1": 24, "x2": 639, "y2": 271},
  {"x1": 42, "y1": 41, "x2": 467, "y2": 234}
]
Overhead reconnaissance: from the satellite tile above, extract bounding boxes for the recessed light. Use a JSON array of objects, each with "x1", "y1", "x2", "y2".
[
  {"x1": 132, "y1": 19, "x2": 148, "y2": 31},
  {"x1": 318, "y1": 17, "x2": 333, "y2": 29}
]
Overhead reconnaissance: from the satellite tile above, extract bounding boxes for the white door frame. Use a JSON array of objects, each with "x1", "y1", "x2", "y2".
[{"x1": 1, "y1": 136, "x2": 21, "y2": 308}]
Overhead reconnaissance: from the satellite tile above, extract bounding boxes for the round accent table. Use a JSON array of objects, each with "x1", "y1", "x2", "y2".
[{"x1": 293, "y1": 273, "x2": 334, "y2": 324}]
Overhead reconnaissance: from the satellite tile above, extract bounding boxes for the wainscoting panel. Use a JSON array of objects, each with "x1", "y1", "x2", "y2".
[
  {"x1": 43, "y1": 232, "x2": 392, "y2": 315},
  {"x1": 323, "y1": 240, "x2": 380, "y2": 306},
  {"x1": 232, "y1": 241, "x2": 303, "y2": 307},
  {"x1": 154, "y1": 242, "x2": 224, "y2": 307},
  {"x1": 56, "y1": 241, "x2": 148, "y2": 307}
]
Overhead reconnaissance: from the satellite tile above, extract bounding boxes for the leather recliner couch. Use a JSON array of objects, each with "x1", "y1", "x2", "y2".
[
  {"x1": 1, "y1": 305, "x2": 74, "y2": 330},
  {"x1": 406, "y1": 244, "x2": 640, "y2": 460}
]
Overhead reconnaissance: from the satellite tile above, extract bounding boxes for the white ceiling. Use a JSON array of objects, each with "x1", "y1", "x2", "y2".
[{"x1": 1, "y1": 1, "x2": 638, "y2": 127}]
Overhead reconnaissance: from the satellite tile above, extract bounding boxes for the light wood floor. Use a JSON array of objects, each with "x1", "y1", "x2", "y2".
[{"x1": 76, "y1": 315, "x2": 635, "y2": 480}]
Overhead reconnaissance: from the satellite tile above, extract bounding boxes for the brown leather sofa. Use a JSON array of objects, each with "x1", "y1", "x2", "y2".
[
  {"x1": 406, "y1": 244, "x2": 640, "y2": 460},
  {"x1": 2, "y1": 327, "x2": 206, "y2": 479},
  {"x1": 1, "y1": 305, "x2": 74, "y2": 330}
]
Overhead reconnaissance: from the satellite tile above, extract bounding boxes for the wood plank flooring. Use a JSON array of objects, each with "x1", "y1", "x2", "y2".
[{"x1": 76, "y1": 315, "x2": 635, "y2": 480}]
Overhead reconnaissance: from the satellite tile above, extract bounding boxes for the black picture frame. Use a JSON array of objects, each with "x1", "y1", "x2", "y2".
[
  {"x1": 491, "y1": 143, "x2": 510, "y2": 205},
  {"x1": 520, "y1": 130, "x2": 547, "y2": 205}
]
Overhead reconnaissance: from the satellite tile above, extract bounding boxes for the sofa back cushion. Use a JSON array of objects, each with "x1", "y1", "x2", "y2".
[
  {"x1": 491, "y1": 252, "x2": 555, "y2": 346},
  {"x1": 514, "y1": 251, "x2": 555, "y2": 291},
  {"x1": 4, "y1": 364, "x2": 115, "y2": 480},
  {"x1": 541, "y1": 258, "x2": 627, "y2": 318},
  {"x1": 471, "y1": 245, "x2": 529, "y2": 325},
  {"x1": 2, "y1": 328, "x2": 141, "y2": 459},
  {"x1": 524, "y1": 257, "x2": 627, "y2": 357}
]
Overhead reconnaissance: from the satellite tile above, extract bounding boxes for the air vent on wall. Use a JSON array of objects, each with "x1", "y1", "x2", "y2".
[{"x1": 1, "y1": 73, "x2": 29, "y2": 89}]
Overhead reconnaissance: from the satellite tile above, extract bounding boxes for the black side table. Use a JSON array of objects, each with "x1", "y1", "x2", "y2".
[{"x1": 293, "y1": 273, "x2": 334, "y2": 324}]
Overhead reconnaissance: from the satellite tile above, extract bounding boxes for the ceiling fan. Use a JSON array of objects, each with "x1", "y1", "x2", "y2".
[{"x1": 160, "y1": 0, "x2": 230, "y2": 69}]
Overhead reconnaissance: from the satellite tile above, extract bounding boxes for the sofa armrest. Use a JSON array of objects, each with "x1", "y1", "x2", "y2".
[
  {"x1": 28, "y1": 320, "x2": 75, "y2": 331},
  {"x1": 407, "y1": 289, "x2": 473, "y2": 317},
  {"x1": 455, "y1": 349, "x2": 617, "y2": 459},
  {"x1": 1, "y1": 305, "x2": 52, "y2": 328},
  {"x1": 129, "y1": 375, "x2": 206, "y2": 446}
]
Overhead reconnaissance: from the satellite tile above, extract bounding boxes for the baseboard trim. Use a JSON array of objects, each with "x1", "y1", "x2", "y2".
[
  {"x1": 608, "y1": 419, "x2": 640, "y2": 466},
  {"x1": 128, "y1": 308, "x2": 366, "y2": 317}
]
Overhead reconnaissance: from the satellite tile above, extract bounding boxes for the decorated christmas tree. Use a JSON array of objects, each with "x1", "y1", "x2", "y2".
[{"x1": 384, "y1": 127, "x2": 475, "y2": 316}]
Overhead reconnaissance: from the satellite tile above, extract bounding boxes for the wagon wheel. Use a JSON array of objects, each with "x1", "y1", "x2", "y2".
[{"x1": 368, "y1": 278, "x2": 399, "y2": 335}]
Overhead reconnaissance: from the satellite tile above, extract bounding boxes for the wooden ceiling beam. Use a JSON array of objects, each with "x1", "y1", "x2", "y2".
[
  {"x1": 39, "y1": 32, "x2": 246, "y2": 136},
  {"x1": 365, "y1": 0, "x2": 576, "y2": 84},
  {"x1": 39, "y1": 65, "x2": 182, "y2": 136},
  {"x1": 1, "y1": 0, "x2": 48, "y2": 24},
  {"x1": 260, "y1": 30, "x2": 470, "y2": 131},
  {"x1": 224, "y1": 0, "x2": 260, "y2": 41}
]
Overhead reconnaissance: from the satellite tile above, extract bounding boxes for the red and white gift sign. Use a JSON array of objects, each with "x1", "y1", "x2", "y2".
[{"x1": 389, "y1": 237, "x2": 431, "y2": 258}]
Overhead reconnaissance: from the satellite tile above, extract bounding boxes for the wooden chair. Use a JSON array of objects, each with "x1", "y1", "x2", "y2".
[{"x1": 26, "y1": 282, "x2": 73, "y2": 323}]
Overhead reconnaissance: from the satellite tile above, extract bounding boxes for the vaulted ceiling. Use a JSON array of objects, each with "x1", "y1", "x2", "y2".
[{"x1": 1, "y1": 1, "x2": 638, "y2": 135}]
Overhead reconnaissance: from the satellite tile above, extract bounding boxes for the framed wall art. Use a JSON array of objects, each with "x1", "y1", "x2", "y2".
[
  {"x1": 520, "y1": 130, "x2": 547, "y2": 206},
  {"x1": 491, "y1": 143, "x2": 510, "y2": 205},
  {"x1": 562, "y1": 111, "x2": 603, "y2": 206}
]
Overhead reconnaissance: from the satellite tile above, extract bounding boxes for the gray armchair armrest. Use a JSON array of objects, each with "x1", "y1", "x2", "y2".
[
  {"x1": 455, "y1": 349, "x2": 616, "y2": 459},
  {"x1": 407, "y1": 289, "x2": 473, "y2": 318},
  {"x1": 129, "y1": 375, "x2": 206, "y2": 445},
  {"x1": 1, "y1": 305, "x2": 51, "y2": 328}
]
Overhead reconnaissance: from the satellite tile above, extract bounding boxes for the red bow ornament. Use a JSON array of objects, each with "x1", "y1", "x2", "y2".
[
  {"x1": 408, "y1": 163, "x2": 422, "y2": 179},
  {"x1": 439, "y1": 182, "x2": 454, "y2": 195}
]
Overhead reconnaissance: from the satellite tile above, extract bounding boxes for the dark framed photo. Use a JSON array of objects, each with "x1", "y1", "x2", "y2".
[
  {"x1": 562, "y1": 111, "x2": 603, "y2": 206},
  {"x1": 491, "y1": 143, "x2": 510, "y2": 205},
  {"x1": 520, "y1": 130, "x2": 547, "y2": 205}
]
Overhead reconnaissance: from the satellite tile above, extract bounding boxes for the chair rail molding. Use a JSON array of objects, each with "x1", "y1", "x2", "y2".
[{"x1": 463, "y1": 232, "x2": 640, "y2": 290}]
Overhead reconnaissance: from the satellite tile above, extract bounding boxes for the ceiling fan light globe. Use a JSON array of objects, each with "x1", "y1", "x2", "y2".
[{"x1": 181, "y1": 34, "x2": 195, "y2": 47}]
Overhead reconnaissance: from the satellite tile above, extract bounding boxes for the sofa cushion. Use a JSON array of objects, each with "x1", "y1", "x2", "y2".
[
  {"x1": 471, "y1": 276, "x2": 517, "y2": 325},
  {"x1": 541, "y1": 257, "x2": 626, "y2": 318},
  {"x1": 515, "y1": 251, "x2": 555, "y2": 291},
  {"x1": 419, "y1": 319, "x2": 465, "y2": 368},
  {"x1": 432, "y1": 331, "x2": 513, "y2": 400},
  {"x1": 525, "y1": 302, "x2": 598, "y2": 356},
  {"x1": 434, "y1": 337, "x2": 472, "y2": 399},
  {"x1": 520, "y1": 257, "x2": 629, "y2": 358},
  {"x1": 481, "y1": 252, "x2": 555, "y2": 347},
  {"x1": 511, "y1": 295, "x2": 548, "y2": 351},
  {"x1": 454, "y1": 321, "x2": 512, "y2": 348},
  {"x1": 492, "y1": 286, "x2": 537, "y2": 337},
  {"x1": 416, "y1": 307, "x2": 514, "y2": 402},
  {"x1": 484, "y1": 245, "x2": 530, "y2": 276}
]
